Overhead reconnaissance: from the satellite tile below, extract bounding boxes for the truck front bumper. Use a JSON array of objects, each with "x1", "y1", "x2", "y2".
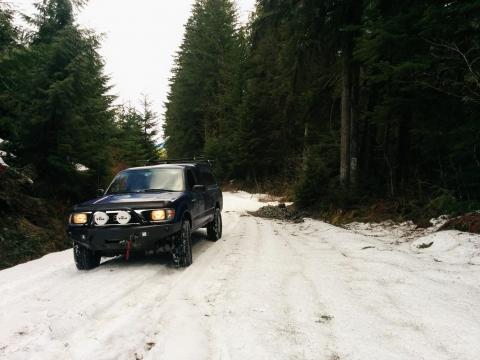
[{"x1": 68, "y1": 223, "x2": 181, "y2": 253}]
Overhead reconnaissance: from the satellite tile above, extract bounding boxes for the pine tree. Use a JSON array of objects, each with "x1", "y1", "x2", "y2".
[
  {"x1": 139, "y1": 95, "x2": 159, "y2": 162},
  {"x1": 164, "y1": 0, "x2": 242, "y2": 164},
  {"x1": 161, "y1": 0, "x2": 480, "y2": 213},
  {"x1": 237, "y1": 0, "x2": 340, "y2": 184},
  {"x1": 113, "y1": 106, "x2": 148, "y2": 167},
  {"x1": 112, "y1": 100, "x2": 159, "y2": 169},
  {"x1": 0, "y1": 2, "x2": 16, "y2": 52},
  {"x1": 0, "y1": 2, "x2": 20, "y2": 151},
  {"x1": 12, "y1": 0, "x2": 115, "y2": 198}
]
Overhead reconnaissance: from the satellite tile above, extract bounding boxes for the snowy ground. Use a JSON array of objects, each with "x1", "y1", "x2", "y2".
[{"x1": 1, "y1": 191, "x2": 480, "y2": 360}]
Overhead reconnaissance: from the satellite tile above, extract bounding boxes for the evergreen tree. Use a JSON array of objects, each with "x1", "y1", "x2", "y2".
[
  {"x1": 112, "y1": 101, "x2": 159, "y2": 170},
  {"x1": 113, "y1": 106, "x2": 148, "y2": 167},
  {"x1": 238, "y1": 0, "x2": 340, "y2": 183},
  {"x1": 2, "y1": 0, "x2": 477, "y2": 218},
  {"x1": 164, "y1": 0, "x2": 242, "y2": 167},
  {"x1": 0, "y1": 2, "x2": 17, "y2": 52},
  {"x1": 139, "y1": 95, "x2": 159, "y2": 162},
  {"x1": 181, "y1": 0, "x2": 480, "y2": 213},
  {"x1": 11, "y1": 0, "x2": 115, "y2": 198},
  {"x1": 0, "y1": 2, "x2": 20, "y2": 152}
]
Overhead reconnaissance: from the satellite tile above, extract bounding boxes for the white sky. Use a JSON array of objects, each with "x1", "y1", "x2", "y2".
[{"x1": 11, "y1": 0, "x2": 256, "y2": 137}]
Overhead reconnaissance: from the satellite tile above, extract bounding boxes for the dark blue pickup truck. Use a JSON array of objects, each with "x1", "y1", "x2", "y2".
[{"x1": 68, "y1": 161, "x2": 223, "y2": 270}]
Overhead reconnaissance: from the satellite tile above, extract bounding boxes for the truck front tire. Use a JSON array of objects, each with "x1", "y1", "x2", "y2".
[
  {"x1": 173, "y1": 218, "x2": 192, "y2": 268},
  {"x1": 74, "y1": 243, "x2": 101, "y2": 270}
]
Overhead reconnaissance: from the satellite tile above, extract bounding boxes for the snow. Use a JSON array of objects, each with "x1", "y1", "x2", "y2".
[
  {"x1": 1, "y1": 192, "x2": 480, "y2": 360},
  {"x1": 0, "y1": 143, "x2": 16, "y2": 168},
  {"x1": 411, "y1": 231, "x2": 480, "y2": 265},
  {"x1": 74, "y1": 164, "x2": 89, "y2": 172},
  {"x1": 0, "y1": 149, "x2": 8, "y2": 168},
  {"x1": 344, "y1": 215, "x2": 450, "y2": 241}
]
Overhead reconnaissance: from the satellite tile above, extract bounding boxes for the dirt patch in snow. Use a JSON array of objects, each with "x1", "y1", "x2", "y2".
[
  {"x1": 344, "y1": 220, "x2": 426, "y2": 243},
  {"x1": 258, "y1": 194, "x2": 287, "y2": 203},
  {"x1": 439, "y1": 212, "x2": 480, "y2": 234},
  {"x1": 344, "y1": 215, "x2": 451, "y2": 244},
  {"x1": 315, "y1": 314, "x2": 334, "y2": 324},
  {"x1": 249, "y1": 203, "x2": 306, "y2": 223},
  {"x1": 417, "y1": 241, "x2": 434, "y2": 249},
  {"x1": 145, "y1": 342, "x2": 156, "y2": 351}
]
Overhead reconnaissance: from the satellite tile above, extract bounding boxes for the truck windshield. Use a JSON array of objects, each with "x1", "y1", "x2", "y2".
[{"x1": 106, "y1": 168, "x2": 184, "y2": 194}]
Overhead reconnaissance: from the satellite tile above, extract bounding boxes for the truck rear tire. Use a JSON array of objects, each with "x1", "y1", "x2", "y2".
[
  {"x1": 207, "y1": 208, "x2": 222, "y2": 241},
  {"x1": 74, "y1": 243, "x2": 101, "y2": 270}
]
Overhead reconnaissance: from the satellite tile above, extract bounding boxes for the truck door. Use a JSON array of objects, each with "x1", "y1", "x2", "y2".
[
  {"x1": 196, "y1": 165, "x2": 216, "y2": 224},
  {"x1": 186, "y1": 169, "x2": 204, "y2": 229}
]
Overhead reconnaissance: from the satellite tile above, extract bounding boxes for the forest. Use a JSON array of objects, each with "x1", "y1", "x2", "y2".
[
  {"x1": 165, "y1": 0, "x2": 480, "y2": 220},
  {"x1": 1, "y1": 0, "x2": 479, "y2": 267},
  {"x1": 0, "y1": 0, "x2": 159, "y2": 267}
]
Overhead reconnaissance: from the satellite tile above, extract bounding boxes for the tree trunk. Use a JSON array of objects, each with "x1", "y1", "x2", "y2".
[
  {"x1": 340, "y1": 0, "x2": 363, "y2": 188},
  {"x1": 303, "y1": 121, "x2": 309, "y2": 172},
  {"x1": 340, "y1": 45, "x2": 352, "y2": 187},
  {"x1": 350, "y1": 62, "x2": 360, "y2": 188},
  {"x1": 384, "y1": 120, "x2": 395, "y2": 196},
  {"x1": 397, "y1": 114, "x2": 411, "y2": 192},
  {"x1": 349, "y1": 0, "x2": 363, "y2": 189},
  {"x1": 362, "y1": 90, "x2": 377, "y2": 184}
]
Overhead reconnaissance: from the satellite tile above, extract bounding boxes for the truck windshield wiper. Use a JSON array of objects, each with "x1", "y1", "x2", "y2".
[
  {"x1": 139, "y1": 188, "x2": 173, "y2": 193},
  {"x1": 107, "y1": 189, "x2": 178, "y2": 194},
  {"x1": 106, "y1": 191, "x2": 134, "y2": 195}
]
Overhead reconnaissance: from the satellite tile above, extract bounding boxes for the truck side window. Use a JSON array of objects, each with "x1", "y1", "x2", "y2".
[
  {"x1": 199, "y1": 167, "x2": 215, "y2": 185},
  {"x1": 186, "y1": 170, "x2": 196, "y2": 190},
  {"x1": 194, "y1": 168, "x2": 204, "y2": 185},
  {"x1": 203, "y1": 170, "x2": 215, "y2": 185}
]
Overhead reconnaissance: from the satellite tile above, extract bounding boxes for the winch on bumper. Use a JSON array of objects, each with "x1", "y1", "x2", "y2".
[{"x1": 68, "y1": 221, "x2": 181, "y2": 255}]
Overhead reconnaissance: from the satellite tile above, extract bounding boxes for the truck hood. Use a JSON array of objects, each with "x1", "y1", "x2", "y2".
[{"x1": 76, "y1": 192, "x2": 182, "y2": 210}]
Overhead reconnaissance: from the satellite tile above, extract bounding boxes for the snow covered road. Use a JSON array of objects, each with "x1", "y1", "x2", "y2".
[{"x1": 1, "y1": 192, "x2": 480, "y2": 360}]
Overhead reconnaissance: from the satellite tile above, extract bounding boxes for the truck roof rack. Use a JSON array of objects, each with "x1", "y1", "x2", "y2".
[
  {"x1": 155, "y1": 157, "x2": 213, "y2": 165},
  {"x1": 132, "y1": 157, "x2": 214, "y2": 167}
]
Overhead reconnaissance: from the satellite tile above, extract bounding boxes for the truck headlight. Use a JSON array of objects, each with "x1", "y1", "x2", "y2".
[
  {"x1": 71, "y1": 213, "x2": 88, "y2": 224},
  {"x1": 151, "y1": 209, "x2": 175, "y2": 222}
]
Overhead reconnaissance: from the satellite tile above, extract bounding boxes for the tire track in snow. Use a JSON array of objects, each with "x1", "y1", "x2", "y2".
[
  {"x1": 141, "y1": 210, "x2": 252, "y2": 360},
  {"x1": 276, "y1": 219, "x2": 480, "y2": 360},
  {"x1": 271, "y1": 220, "x2": 340, "y2": 359},
  {"x1": 286, "y1": 224, "x2": 444, "y2": 358}
]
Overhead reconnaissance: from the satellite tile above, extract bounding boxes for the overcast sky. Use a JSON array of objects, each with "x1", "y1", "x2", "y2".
[{"x1": 12, "y1": 0, "x2": 256, "y2": 135}]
